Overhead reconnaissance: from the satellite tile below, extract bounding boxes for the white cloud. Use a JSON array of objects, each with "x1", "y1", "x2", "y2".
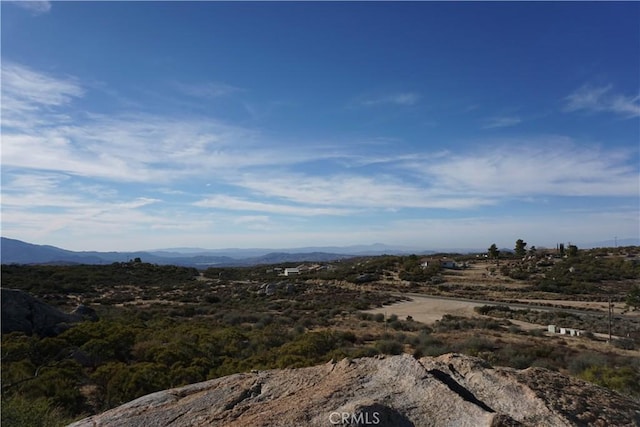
[
  {"x1": 229, "y1": 139, "x2": 638, "y2": 212},
  {"x1": 235, "y1": 173, "x2": 495, "y2": 211},
  {"x1": 564, "y1": 84, "x2": 640, "y2": 118},
  {"x1": 1, "y1": 62, "x2": 82, "y2": 111},
  {"x1": 3, "y1": 65, "x2": 637, "y2": 212},
  {"x1": 193, "y1": 194, "x2": 357, "y2": 216},
  {"x1": 1, "y1": 62, "x2": 83, "y2": 133},
  {"x1": 2, "y1": 174, "x2": 159, "y2": 212},
  {"x1": 6, "y1": 204, "x2": 636, "y2": 252},
  {"x1": 9, "y1": 1, "x2": 51, "y2": 14},
  {"x1": 2, "y1": 187, "x2": 161, "y2": 238},
  {"x1": 231, "y1": 215, "x2": 274, "y2": 231},
  {"x1": 2, "y1": 110, "x2": 311, "y2": 183},
  {"x1": 2, "y1": 63, "x2": 638, "y2": 250},
  {"x1": 482, "y1": 116, "x2": 521, "y2": 129},
  {"x1": 1, "y1": 63, "x2": 346, "y2": 183},
  {"x1": 359, "y1": 92, "x2": 421, "y2": 107},
  {"x1": 3, "y1": 171, "x2": 69, "y2": 192},
  {"x1": 422, "y1": 140, "x2": 638, "y2": 198},
  {"x1": 174, "y1": 81, "x2": 243, "y2": 99}
]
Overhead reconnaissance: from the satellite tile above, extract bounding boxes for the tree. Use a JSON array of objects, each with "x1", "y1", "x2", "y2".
[
  {"x1": 488, "y1": 244, "x2": 500, "y2": 266},
  {"x1": 567, "y1": 244, "x2": 578, "y2": 257},
  {"x1": 515, "y1": 239, "x2": 527, "y2": 258},
  {"x1": 626, "y1": 285, "x2": 640, "y2": 311}
]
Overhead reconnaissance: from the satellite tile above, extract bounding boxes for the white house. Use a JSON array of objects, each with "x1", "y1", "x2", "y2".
[
  {"x1": 421, "y1": 258, "x2": 458, "y2": 269},
  {"x1": 284, "y1": 268, "x2": 300, "y2": 276}
]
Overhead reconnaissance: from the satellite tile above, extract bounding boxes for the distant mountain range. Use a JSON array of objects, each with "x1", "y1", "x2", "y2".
[
  {"x1": 2, "y1": 237, "x2": 637, "y2": 268},
  {"x1": 0, "y1": 238, "x2": 435, "y2": 268}
]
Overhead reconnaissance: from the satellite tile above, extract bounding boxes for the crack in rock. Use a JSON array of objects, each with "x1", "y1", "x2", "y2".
[{"x1": 428, "y1": 368, "x2": 495, "y2": 413}]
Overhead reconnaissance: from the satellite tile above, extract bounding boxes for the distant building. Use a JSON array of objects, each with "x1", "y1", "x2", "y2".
[
  {"x1": 284, "y1": 268, "x2": 299, "y2": 276},
  {"x1": 421, "y1": 258, "x2": 460, "y2": 270},
  {"x1": 441, "y1": 260, "x2": 458, "y2": 269},
  {"x1": 549, "y1": 325, "x2": 584, "y2": 337}
]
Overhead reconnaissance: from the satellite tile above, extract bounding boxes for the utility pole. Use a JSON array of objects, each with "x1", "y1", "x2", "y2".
[{"x1": 608, "y1": 297, "x2": 613, "y2": 343}]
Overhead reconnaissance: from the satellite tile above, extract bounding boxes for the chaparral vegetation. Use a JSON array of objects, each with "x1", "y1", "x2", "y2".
[{"x1": 2, "y1": 244, "x2": 639, "y2": 426}]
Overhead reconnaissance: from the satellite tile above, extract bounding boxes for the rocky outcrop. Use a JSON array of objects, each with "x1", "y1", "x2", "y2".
[
  {"x1": 70, "y1": 304, "x2": 99, "y2": 321},
  {"x1": 68, "y1": 353, "x2": 640, "y2": 427},
  {"x1": 1, "y1": 288, "x2": 97, "y2": 336}
]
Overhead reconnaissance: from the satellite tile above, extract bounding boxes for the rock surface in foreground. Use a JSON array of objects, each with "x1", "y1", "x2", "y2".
[{"x1": 69, "y1": 353, "x2": 640, "y2": 427}]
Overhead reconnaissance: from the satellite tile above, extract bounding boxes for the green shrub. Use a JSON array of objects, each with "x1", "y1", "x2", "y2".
[
  {"x1": 579, "y1": 365, "x2": 640, "y2": 397},
  {"x1": 567, "y1": 352, "x2": 606, "y2": 375},
  {"x1": 456, "y1": 336, "x2": 494, "y2": 356},
  {"x1": 375, "y1": 340, "x2": 404, "y2": 355},
  {"x1": 1, "y1": 394, "x2": 74, "y2": 427},
  {"x1": 419, "y1": 344, "x2": 452, "y2": 357},
  {"x1": 613, "y1": 338, "x2": 636, "y2": 350}
]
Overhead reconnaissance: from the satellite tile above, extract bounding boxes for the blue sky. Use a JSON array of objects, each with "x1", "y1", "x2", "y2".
[{"x1": 1, "y1": 1, "x2": 639, "y2": 251}]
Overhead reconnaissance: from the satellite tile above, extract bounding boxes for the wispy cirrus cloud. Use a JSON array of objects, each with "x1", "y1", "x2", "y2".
[
  {"x1": 1, "y1": 114, "x2": 351, "y2": 183},
  {"x1": 1, "y1": 63, "x2": 345, "y2": 183},
  {"x1": 357, "y1": 92, "x2": 421, "y2": 107},
  {"x1": 2, "y1": 62, "x2": 638, "y2": 250},
  {"x1": 564, "y1": 84, "x2": 640, "y2": 118},
  {"x1": 234, "y1": 173, "x2": 494, "y2": 211},
  {"x1": 193, "y1": 194, "x2": 357, "y2": 216},
  {"x1": 9, "y1": 1, "x2": 51, "y2": 14},
  {"x1": 218, "y1": 139, "x2": 638, "y2": 216},
  {"x1": 1, "y1": 62, "x2": 83, "y2": 128},
  {"x1": 174, "y1": 81, "x2": 244, "y2": 100},
  {"x1": 421, "y1": 139, "x2": 638, "y2": 198},
  {"x1": 1, "y1": 170, "x2": 162, "y2": 239},
  {"x1": 2, "y1": 170, "x2": 159, "y2": 211},
  {"x1": 481, "y1": 116, "x2": 521, "y2": 129}
]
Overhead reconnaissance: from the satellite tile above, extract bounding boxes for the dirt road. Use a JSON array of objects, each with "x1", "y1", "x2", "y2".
[
  {"x1": 365, "y1": 294, "x2": 562, "y2": 331},
  {"x1": 366, "y1": 295, "x2": 486, "y2": 325}
]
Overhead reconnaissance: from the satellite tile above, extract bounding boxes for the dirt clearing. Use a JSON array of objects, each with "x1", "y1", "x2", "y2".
[{"x1": 367, "y1": 295, "x2": 493, "y2": 324}]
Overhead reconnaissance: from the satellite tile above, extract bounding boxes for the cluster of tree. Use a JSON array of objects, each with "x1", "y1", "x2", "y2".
[
  {"x1": 473, "y1": 305, "x2": 640, "y2": 340},
  {"x1": 429, "y1": 315, "x2": 640, "y2": 395},
  {"x1": 627, "y1": 285, "x2": 640, "y2": 310},
  {"x1": 486, "y1": 239, "x2": 529, "y2": 260},
  {"x1": 398, "y1": 255, "x2": 441, "y2": 282},
  {"x1": 3, "y1": 251, "x2": 640, "y2": 425},
  {"x1": 3, "y1": 305, "x2": 398, "y2": 424},
  {"x1": 485, "y1": 241, "x2": 640, "y2": 293},
  {"x1": 536, "y1": 254, "x2": 640, "y2": 293},
  {"x1": 2, "y1": 317, "x2": 382, "y2": 424},
  {"x1": 487, "y1": 239, "x2": 584, "y2": 261},
  {"x1": 1, "y1": 264, "x2": 404, "y2": 424},
  {"x1": 1, "y1": 263, "x2": 199, "y2": 298}
]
